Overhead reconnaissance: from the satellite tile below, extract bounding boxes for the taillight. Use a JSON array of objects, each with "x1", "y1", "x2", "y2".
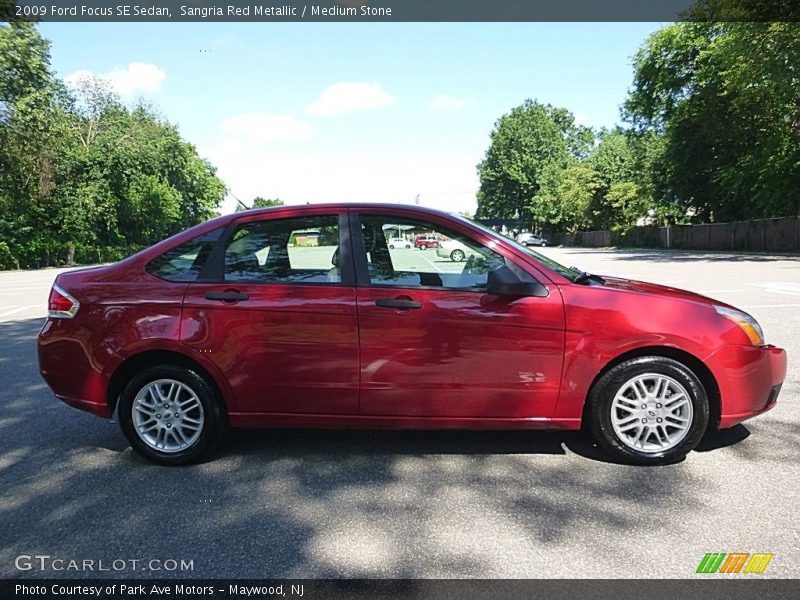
[{"x1": 48, "y1": 284, "x2": 80, "y2": 319}]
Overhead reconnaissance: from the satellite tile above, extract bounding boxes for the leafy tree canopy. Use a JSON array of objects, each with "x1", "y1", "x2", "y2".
[
  {"x1": 477, "y1": 19, "x2": 800, "y2": 235},
  {"x1": 236, "y1": 196, "x2": 284, "y2": 211},
  {"x1": 0, "y1": 22, "x2": 226, "y2": 268},
  {"x1": 475, "y1": 99, "x2": 591, "y2": 222}
]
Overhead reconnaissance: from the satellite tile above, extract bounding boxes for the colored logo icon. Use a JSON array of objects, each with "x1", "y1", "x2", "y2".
[{"x1": 697, "y1": 553, "x2": 773, "y2": 574}]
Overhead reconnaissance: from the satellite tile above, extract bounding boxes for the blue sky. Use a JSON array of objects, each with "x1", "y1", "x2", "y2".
[{"x1": 40, "y1": 22, "x2": 664, "y2": 214}]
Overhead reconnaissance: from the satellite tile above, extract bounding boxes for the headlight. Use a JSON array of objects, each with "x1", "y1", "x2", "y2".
[{"x1": 715, "y1": 306, "x2": 765, "y2": 345}]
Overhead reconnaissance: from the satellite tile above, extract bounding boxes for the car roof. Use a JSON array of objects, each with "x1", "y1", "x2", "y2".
[{"x1": 229, "y1": 202, "x2": 455, "y2": 220}]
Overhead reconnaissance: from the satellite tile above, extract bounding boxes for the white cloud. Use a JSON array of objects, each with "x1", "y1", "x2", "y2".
[
  {"x1": 64, "y1": 63, "x2": 166, "y2": 98},
  {"x1": 307, "y1": 82, "x2": 396, "y2": 117},
  {"x1": 64, "y1": 69, "x2": 94, "y2": 88},
  {"x1": 221, "y1": 113, "x2": 313, "y2": 144},
  {"x1": 429, "y1": 95, "x2": 466, "y2": 112}
]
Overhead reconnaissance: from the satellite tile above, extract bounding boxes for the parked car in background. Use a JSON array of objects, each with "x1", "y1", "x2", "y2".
[
  {"x1": 436, "y1": 238, "x2": 473, "y2": 262},
  {"x1": 387, "y1": 237, "x2": 412, "y2": 249},
  {"x1": 38, "y1": 203, "x2": 786, "y2": 466},
  {"x1": 517, "y1": 232, "x2": 549, "y2": 247},
  {"x1": 414, "y1": 234, "x2": 440, "y2": 250}
]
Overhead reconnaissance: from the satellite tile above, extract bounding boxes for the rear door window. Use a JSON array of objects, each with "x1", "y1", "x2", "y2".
[{"x1": 223, "y1": 215, "x2": 342, "y2": 284}]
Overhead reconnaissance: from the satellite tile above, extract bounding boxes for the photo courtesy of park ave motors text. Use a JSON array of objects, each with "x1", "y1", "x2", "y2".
[{"x1": 1, "y1": 0, "x2": 799, "y2": 590}]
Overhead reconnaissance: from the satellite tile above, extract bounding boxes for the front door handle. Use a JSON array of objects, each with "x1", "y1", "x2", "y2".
[
  {"x1": 205, "y1": 290, "x2": 249, "y2": 303},
  {"x1": 375, "y1": 298, "x2": 422, "y2": 310}
]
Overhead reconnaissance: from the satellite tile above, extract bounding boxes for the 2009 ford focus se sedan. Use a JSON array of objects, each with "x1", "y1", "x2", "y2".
[{"x1": 37, "y1": 204, "x2": 787, "y2": 465}]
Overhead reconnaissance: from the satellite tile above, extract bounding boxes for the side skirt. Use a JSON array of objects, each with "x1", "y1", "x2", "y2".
[{"x1": 228, "y1": 412, "x2": 582, "y2": 431}]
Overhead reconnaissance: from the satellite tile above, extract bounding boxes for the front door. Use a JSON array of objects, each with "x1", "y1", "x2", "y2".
[
  {"x1": 352, "y1": 210, "x2": 565, "y2": 419},
  {"x1": 181, "y1": 210, "x2": 359, "y2": 415}
]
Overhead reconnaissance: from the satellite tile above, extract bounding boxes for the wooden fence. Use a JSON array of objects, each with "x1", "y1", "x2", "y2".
[{"x1": 568, "y1": 216, "x2": 800, "y2": 252}]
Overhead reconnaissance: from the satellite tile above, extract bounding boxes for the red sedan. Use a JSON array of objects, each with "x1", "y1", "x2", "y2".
[{"x1": 38, "y1": 204, "x2": 787, "y2": 465}]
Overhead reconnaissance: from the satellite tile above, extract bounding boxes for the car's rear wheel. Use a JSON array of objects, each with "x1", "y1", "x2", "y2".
[
  {"x1": 419, "y1": 244, "x2": 427, "y2": 250},
  {"x1": 540, "y1": 241, "x2": 547, "y2": 247},
  {"x1": 588, "y1": 356, "x2": 708, "y2": 465},
  {"x1": 118, "y1": 364, "x2": 226, "y2": 465},
  {"x1": 451, "y1": 249, "x2": 465, "y2": 262}
]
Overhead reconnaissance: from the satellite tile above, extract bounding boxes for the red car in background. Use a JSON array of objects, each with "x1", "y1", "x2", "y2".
[
  {"x1": 38, "y1": 204, "x2": 786, "y2": 466},
  {"x1": 414, "y1": 234, "x2": 441, "y2": 249}
]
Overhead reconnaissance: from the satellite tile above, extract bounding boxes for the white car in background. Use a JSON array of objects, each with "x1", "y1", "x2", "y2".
[
  {"x1": 436, "y1": 239, "x2": 472, "y2": 262},
  {"x1": 387, "y1": 237, "x2": 412, "y2": 249}
]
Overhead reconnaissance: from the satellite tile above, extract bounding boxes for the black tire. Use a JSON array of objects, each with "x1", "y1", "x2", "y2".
[
  {"x1": 588, "y1": 356, "x2": 709, "y2": 465},
  {"x1": 451, "y1": 249, "x2": 465, "y2": 262},
  {"x1": 388, "y1": 244, "x2": 395, "y2": 250},
  {"x1": 540, "y1": 241, "x2": 547, "y2": 247},
  {"x1": 419, "y1": 244, "x2": 427, "y2": 250},
  {"x1": 118, "y1": 364, "x2": 226, "y2": 466}
]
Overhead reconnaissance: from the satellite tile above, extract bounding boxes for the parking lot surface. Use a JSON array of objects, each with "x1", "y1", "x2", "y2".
[{"x1": 0, "y1": 248, "x2": 798, "y2": 578}]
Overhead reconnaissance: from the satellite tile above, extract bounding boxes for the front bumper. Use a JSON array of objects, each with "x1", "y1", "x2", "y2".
[{"x1": 707, "y1": 344, "x2": 787, "y2": 429}]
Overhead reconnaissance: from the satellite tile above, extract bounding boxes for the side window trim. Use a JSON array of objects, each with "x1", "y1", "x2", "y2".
[
  {"x1": 337, "y1": 212, "x2": 357, "y2": 287},
  {"x1": 347, "y1": 210, "x2": 371, "y2": 287},
  {"x1": 196, "y1": 212, "x2": 355, "y2": 286},
  {"x1": 197, "y1": 220, "x2": 237, "y2": 283}
]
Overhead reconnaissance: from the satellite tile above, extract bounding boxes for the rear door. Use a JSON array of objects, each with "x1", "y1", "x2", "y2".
[
  {"x1": 181, "y1": 209, "x2": 359, "y2": 415},
  {"x1": 352, "y1": 209, "x2": 566, "y2": 419}
]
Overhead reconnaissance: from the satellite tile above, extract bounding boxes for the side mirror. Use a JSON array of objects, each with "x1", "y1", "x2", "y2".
[{"x1": 486, "y1": 266, "x2": 548, "y2": 298}]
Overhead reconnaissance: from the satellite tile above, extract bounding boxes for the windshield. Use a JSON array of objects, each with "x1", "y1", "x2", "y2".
[{"x1": 450, "y1": 214, "x2": 579, "y2": 282}]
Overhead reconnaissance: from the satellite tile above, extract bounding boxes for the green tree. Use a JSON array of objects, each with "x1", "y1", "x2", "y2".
[
  {"x1": 0, "y1": 23, "x2": 226, "y2": 268},
  {"x1": 252, "y1": 196, "x2": 283, "y2": 208},
  {"x1": 585, "y1": 128, "x2": 639, "y2": 229},
  {"x1": 475, "y1": 99, "x2": 590, "y2": 223},
  {"x1": 534, "y1": 162, "x2": 600, "y2": 235},
  {"x1": 235, "y1": 197, "x2": 284, "y2": 212},
  {"x1": 0, "y1": 22, "x2": 71, "y2": 258},
  {"x1": 624, "y1": 21, "x2": 800, "y2": 221}
]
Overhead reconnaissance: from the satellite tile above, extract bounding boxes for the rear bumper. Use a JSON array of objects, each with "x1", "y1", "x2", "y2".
[
  {"x1": 708, "y1": 344, "x2": 787, "y2": 429},
  {"x1": 37, "y1": 319, "x2": 112, "y2": 418},
  {"x1": 56, "y1": 395, "x2": 111, "y2": 418}
]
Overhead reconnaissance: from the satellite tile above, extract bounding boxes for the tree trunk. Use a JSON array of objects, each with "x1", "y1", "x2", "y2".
[{"x1": 66, "y1": 244, "x2": 75, "y2": 266}]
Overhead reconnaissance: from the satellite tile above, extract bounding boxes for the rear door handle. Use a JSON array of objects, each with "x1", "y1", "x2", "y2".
[
  {"x1": 205, "y1": 291, "x2": 249, "y2": 303},
  {"x1": 375, "y1": 298, "x2": 422, "y2": 310}
]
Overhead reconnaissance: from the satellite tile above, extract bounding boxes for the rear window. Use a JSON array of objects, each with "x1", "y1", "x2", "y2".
[{"x1": 146, "y1": 228, "x2": 223, "y2": 282}]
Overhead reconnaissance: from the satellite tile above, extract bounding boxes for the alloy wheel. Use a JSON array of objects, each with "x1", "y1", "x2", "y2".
[
  {"x1": 610, "y1": 373, "x2": 693, "y2": 453},
  {"x1": 132, "y1": 379, "x2": 205, "y2": 453}
]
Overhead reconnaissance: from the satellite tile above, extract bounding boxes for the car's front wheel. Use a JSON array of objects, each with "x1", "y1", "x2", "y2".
[
  {"x1": 588, "y1": 356, "x2": 709, "y2": 465},
  {"x1": 118, "y1": 364, "x2": 226, "y2": 465},
  {"x1": 419, "y1": 244, "x2": 427, "y2": 250}
]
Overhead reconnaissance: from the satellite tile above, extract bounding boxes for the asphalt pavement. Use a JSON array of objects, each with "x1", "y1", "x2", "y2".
[{"x1": 0, "y1": 248, "x2": 798, "y2": 578}]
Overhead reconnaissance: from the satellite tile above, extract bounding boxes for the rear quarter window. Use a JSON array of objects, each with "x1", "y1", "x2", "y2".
[{"x1": 146, "y1": 228, "x2": 223, "y2": 282}]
